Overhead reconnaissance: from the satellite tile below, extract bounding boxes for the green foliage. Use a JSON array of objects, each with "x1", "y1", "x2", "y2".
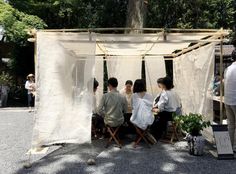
[
  {"x1": 9, "y1": 0, "x2": 128, "y2": 29},
  {"x1": 7, "y1": 0, "x2": 236, "y2": 30},
  {"x1": 174, "y1": 113, "x2": 211, "y2": 136},
  {"x1": 0, "y1": 71, "x2": 13, "y2": 86},
  {"x1": 146, "y1": 0, "x2": 235, "y2": 29},
  {"x1": 0, "y1": 0, "x2": 46, "y2": 45}
]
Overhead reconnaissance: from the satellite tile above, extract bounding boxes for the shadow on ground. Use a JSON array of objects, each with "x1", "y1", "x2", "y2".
[{"x1": 15, "y1": 138, "x2": 236, "y2": 174}]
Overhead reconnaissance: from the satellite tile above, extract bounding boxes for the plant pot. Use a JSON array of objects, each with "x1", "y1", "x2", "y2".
[{"x1": 187, "y1": 134, "x2": 205, "y2": 156}]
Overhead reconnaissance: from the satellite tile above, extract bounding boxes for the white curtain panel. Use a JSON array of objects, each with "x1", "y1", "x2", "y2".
[
  {"x1": 145, "y1": 56, "x2": 166, "y2": 98},
  {"x1": 106, "y1": 56, "x2": 142, "y2": 91},
  {"x1": 173, "y1": 44, "x2": 215, "y2": 121},
  {"x1": 95, "y1": 56, "x2": 104, "y2": 106},
  {"x1": 33, "y1": 32, "x2": 95, "y2": 147}
]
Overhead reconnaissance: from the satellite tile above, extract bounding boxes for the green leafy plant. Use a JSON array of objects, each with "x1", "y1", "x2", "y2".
[
  {"x1": 174, "y1": 113, "x2": 211, "y2": 136},
  {"x1": 0, "y1": 71, "x2": 13, "y2": 86}
]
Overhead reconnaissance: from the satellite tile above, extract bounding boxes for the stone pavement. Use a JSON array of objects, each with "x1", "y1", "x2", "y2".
[{"x1": 1, "y1": 108, "x2": 236, "y2": 174}]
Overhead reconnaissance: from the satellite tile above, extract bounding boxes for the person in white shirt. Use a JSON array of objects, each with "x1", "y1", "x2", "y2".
[
  {"x1": 130, "y1": 79, "x2": 154, "y2": 130},
  {"x1": 153, "y1": 78, "x2": 164, "y2": 108},
  {"x1": 151, "y1": 76, "x2": 181, "y2": 140},
  {"x1": 25, "y1": 74, "x2": 35, "y2": 112},
  {"x1": 224, "y1": 50, "x2": 236, "y2": 152}
]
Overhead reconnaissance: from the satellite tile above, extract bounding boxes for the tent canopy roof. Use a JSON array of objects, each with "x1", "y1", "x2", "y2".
[{"x1": 37, "y1": 28, "x2": 230, "y2": 57}]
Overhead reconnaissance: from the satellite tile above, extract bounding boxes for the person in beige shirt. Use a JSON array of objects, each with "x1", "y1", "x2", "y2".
[
  {"x1": 97, "y1": 77, "x2": 127, "y2": 127},
  {"x1": 120, "y1": 80, "x2": 133, "y2": 128},
  {"x1": 120, "y1": 80, "x2": 133, "y2": 113}
]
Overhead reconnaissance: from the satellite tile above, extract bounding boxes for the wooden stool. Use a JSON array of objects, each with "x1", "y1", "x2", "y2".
[
  {"x1": 133, "y1": 126, "x2": 152, "y2": 148},
  {"x1": 160, "y1": 121, "x2": 180, "y2": 144},
  {"x1": 105, "y1": 126, "x2": 122, "y2": 148}
]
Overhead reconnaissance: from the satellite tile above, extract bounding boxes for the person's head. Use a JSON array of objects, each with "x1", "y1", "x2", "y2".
[
  {"x1": 125, "y1": 80, "x2": 133, "y2": 92},
  {"x1": 232, "y1": 50, "x2": 236, "y2": 62},
  {"x1": 157, "y1": 78, "x2": 164, "y2": 89},
  {"x1": 93, "y1": 78, "x2": 99, "y2": 92},
  {"x1": 27, "y1": 74, "x2": 34, "y2": 81},
  {"x1": 108, "y1": 77, "x2": 118, "y2": 91},
  {"x1": 133, "y1": 79, "x2": 146, "y2": 93},
  {"x1": 162, "y1": 76, "x2": 174, "y2": 90}
]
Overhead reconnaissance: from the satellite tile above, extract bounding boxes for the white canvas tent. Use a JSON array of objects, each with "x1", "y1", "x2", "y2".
[{"x1": 32, "y1": 28, "x2": 230, "y2": 148}]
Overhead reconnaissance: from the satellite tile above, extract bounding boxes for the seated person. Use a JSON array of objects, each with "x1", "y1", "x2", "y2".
[
  {"x1": 130, "y1": 79, "x2": 154, "y2": 130},
  {"x1": 96, "y1": 77, "x2": 127, "y2": 127},
  {"x1": 153, "y1": 78, "x2": 164, "y2": 106},
  {"x1": 92, "y1": 78, "x2": 104, "y2": 136},
  {"x1": 120, "y1": 80, "x2": 133, "y2": 126},
  {"x1": 151, "y1": 76, "x2": 181, "y2": 140}
]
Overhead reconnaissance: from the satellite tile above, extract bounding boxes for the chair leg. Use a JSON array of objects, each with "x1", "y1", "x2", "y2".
[
  {"x1": 169, "y1": 123, "x2": 179, "y2": 144},
  {"x1": 171, "y1": 123, "x2": 179, "y2": 141},
  {"x1": 133, "y1": 126, "x2": 151, "y2": 148},
  {"x1": 106, "y1": 127, "x2": 122, "y2": 148}
]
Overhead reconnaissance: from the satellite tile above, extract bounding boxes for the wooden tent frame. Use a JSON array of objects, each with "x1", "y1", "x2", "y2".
[{"x1": 29, "y1": 27, "x2": 231, "y2": 125}]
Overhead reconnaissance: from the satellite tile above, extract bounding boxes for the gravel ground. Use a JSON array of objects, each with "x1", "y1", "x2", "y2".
[{"x1": 1, "y1": 108, "x2": 236, "y2": 174}]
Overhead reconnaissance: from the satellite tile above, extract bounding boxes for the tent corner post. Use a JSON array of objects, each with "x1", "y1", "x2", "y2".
[{"x1": 219, "y1": 29, "x2": 224, "y2": 124}]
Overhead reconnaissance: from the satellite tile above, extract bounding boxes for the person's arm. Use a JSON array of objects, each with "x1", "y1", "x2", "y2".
[
  {"x1": 152, "y1": 92, "x2": 168, "y2": 113},
  {"x1": 131, "y1": 95, "x2": 134, "y2": 110}
]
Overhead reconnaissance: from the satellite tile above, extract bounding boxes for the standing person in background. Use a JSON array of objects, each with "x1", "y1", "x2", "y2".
[
  {"x1": 0, "y1": 83, "x2": 10, "y2": 107},
  {"x1": 120, "y1": 80, "x2": 133, "y2": 126},
  {"x1": 25, "y1": 74, "x2": 35, "y2": 112},
  {"x1": 224, "y1": 50, "x2": 236, "y2": 152}
]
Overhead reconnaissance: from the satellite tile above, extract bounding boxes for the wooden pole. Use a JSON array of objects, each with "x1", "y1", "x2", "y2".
[
  {"x1": 219, "y1": 29, "x2": 224, "y2": 124},
  {"x1": 39, "y1": 28, "x2": 228, "y2": 33}
]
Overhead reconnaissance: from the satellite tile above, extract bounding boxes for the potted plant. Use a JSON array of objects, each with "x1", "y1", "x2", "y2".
[{"x1": 174, "y1": 113, "x2": 211, "y2": 156}]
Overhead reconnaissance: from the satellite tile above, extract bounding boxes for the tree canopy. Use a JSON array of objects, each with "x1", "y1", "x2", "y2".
[
  {"x1": 0, "y1": 0, "x2": 46, "y2": 45},
  {"x1": 146, "y1": 0, "x2": 235, "y2": 29},
  {"x1": 8, "y1": 0, "x2": 128, "y2": 29},
  {"x1": 8, "y1": 0, "x2": 236, "y2": 31}
]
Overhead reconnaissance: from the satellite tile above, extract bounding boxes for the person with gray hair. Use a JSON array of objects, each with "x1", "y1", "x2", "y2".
[{"x1": 224, "y1": 49, "x2": 236, "y2": 152}]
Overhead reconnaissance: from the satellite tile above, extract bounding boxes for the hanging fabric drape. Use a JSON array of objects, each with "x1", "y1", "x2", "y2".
[
  {"x1": 173, "y1": 43, "x2": 215, "y2": 121},
  {"x1": 145, "y1": 56, "x2": 166, "y2": 97},
  {"x1": 32, "y1": 29, "x2": 229, "y2": 147},
  {"x1": 106, "y1": 56, "x2": 142, "y2": 91},
  {"x1": 95, "y1": 56, "x2": 104, "y2": 105},
  {"x1": 33, "y1": 32, "x2": 95, "y2": 147}
]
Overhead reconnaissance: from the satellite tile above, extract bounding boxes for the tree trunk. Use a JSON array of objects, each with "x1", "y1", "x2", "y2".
[{"x1": 126, "y1": 0, "x2": 147, "y2": 32}]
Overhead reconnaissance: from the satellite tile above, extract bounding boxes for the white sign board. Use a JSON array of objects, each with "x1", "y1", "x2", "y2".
[{"x1": 212, "y1": 125, "x2": 234, "y2": 159}]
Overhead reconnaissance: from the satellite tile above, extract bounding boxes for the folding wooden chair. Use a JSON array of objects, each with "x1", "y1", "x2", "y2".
[
  {"x1": 133, "y1": 125, "x2": 152, "y2": 148},
  {"x1": 105, "y1": 126, "x2": 122, "y2": 148},
  {"x1": 160, "y1": 121, "x2": 180, "y2": 144},
  {"x1": 170, "y1": 121, "x2": 179, "y2": 143}
]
